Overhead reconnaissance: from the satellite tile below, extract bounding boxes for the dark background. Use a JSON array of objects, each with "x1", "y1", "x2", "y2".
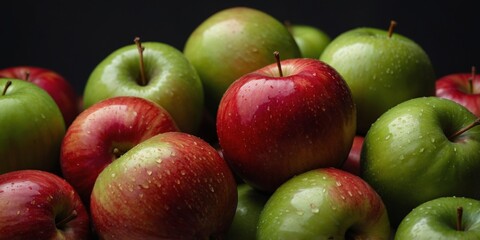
[{"x1": 1, "y1": 1, "x2": 477, "y2": 96}]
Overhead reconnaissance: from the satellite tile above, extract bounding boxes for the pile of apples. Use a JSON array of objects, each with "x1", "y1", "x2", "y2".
[{"x1": 1, "y1": 6, "x2": 480, "y2": 239}]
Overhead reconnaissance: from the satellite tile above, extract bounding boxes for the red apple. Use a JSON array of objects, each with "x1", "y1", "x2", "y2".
[
  {"x1": 0, "y1": 66, "x2": 81, "y2": 126},
  {"x1": 60, "y1": 96, "x2": 179, "y2": 206},
  {"x1": 436, "y1": 66, "x2": 480, "y2": 117},
  {"x1": 217, "y1": 56, "x2": 357, "y2": 192},
  {"x1": 90, "y1": 132, "x2": 238, "y2": 239},
  {"x1": 0, "y1": 170, "x2": 91, "y2": 239},
  {"x1": 341, "y1": 135, "x2": 365, "y2": 176}
]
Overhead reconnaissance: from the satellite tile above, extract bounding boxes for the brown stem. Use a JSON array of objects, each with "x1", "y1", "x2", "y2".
[
  {"x1": 24, "y1": 70, "x2": 30, "y2": 82},
  {"x1": 56, "y1": 210, "x2": 77, "y2": 229},
  {"x1": 2, "y1": 80, "x2": 12, "y2": 96},
  {"x1": 388, "y1": 20, "x2": 397, "y2": 38},
  {"x1": 274, "y1": 51, "x2": 283, "y2": 77},
  {"x1": 134, "y1": 37, "x2": 147, "y2": 86},
  {"x1": 457, "y1": 206, "x2": 463, "y2": 231},
  {"x1": 449, "y1": 118, "x2": 480, "y2": 141},
  {"x1": 469, "y1": 66, "x2": 476, "y2": 93}
]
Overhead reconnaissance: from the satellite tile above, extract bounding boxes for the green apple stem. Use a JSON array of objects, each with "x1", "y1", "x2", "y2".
[
  {"x1": 56, "y1": 210, "x2": 77, "y2": 230},
  {"x1": 2, "y1": 80, "x2": 12, "y2": 96},
  {"x1": 388, "y1": 20, "x2": 397, "y2": 38},
  {"x1": 274, "y1": 51, "x2": 283, "y2": 77},
  {"x1": 134, "y1": 37, "x2": 147, "y2": 86},
  {"x1": 457, "y1": 206, "x2": 463, "y2": 231},
  {"x1": 468, "y1": 66, "x2": 476, "y2": 93},
  {"x1": 449, "y1": 118, "x2": 480, "y2": 141}
]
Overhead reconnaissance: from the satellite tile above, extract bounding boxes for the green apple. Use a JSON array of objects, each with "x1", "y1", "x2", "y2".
[
  {"x1": 83, "y1": 39, "x2": 204, "y2": 134},
  {"x1": 288, "y1": 23, "x2": 331, "y2": 59},
  {"x1": 226, "y1": 183, "x2": 270, "y2": 240},
  {"x1": 0, "y1": 79, "x2": 65, "y2": 174},
  {"x1": 361, "y1": 96, "x2": 480, "y2": 227},
  {"x1": 257, "y1": 168, "x2": 391, "y2": 239},
  {"x1": 395, "y1": 197, "x2": 480, "y2": 239},
  {"x1": 320, "y1": 21, "x2": 436, "y2": 134},
  {"x1": 183, "y1": 6, "x2": 301, "y2": 114}
]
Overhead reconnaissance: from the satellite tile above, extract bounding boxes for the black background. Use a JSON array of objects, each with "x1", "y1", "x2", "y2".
[{"x1": 1, "y1": 1, "x2": 478, "y2": 96}]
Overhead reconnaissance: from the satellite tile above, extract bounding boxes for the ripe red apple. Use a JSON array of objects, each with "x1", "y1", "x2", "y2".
[
  {"x1": 60, "y1": 96, "x2": 179, "y2": 205},
  {"x1": 217, "y1": 55, "x2": 356, "y2": 192},
  {"x1": 436, "y1": 66, "x2": 480, "y2": 117},
  {"x1": 0, "y1": 66, "x2": 81, "y2": 126},
  {"x1": 0, "y1": 170, "x2": 91, "y2": 239},
  {"x1": 341, "y1": 135, "x2": 365, "y2": 176},
  {"x1": 90, "y1": 132, "x2": 238, "y2": 239}
]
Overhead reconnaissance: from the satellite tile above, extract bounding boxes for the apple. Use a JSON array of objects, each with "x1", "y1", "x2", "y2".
[
  {"x1": 0, "y1": 169, "x2": 91, "y2": 239},
  {"x1": 395, "y1": 196, "x2": 480, "y2": 239},
  {"x1": 287, "y1": 22, "x2": 331, "y2": 58},
  {"x1": 436, "y1": 66, "x2": 480, "y2": 117},
  {"x1": 217, "y1": 56, "x2": 356, "y2": 192},
  {"x1": 361, "y1": 96, "x2": 480, "y2": 227},
  {"x1": 90, "y1": 131, "x2": 238, "y2": 239},
  {"x1": 0, "y1": 66, "x2": 80, "y2": 126},
  {"x1": 0, "y1": 78, "x2": 65, "y2": 174},
  {"x1": 183, "y1": 6, "x2": 301, "y2": 114},
  {"x1": 341, "y1": 135, "x2": 364, "y2": 176},
  {"x1": 320, "y1": 20, "x2": 436, "y2": 134},
  {"x1": 60, "y1": 96, "x2": 179, "y2": 206},
  {"x1": 83, "y1": 37, "x2": 204, "y2": 134},
  {"x1": 0, "y1": 66, "x2": 81, "y2": 126},
  {"x1": 226, "y1": 183, "x2": 270, "y2": 240},
  {"x1": 257, "y1": 167, "x2": 391, "y2": 239}
]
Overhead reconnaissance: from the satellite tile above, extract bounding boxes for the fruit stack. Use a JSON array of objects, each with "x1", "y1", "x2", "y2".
[{"x1": 1, "y1": 6, "x2": 480, "y2": 240}]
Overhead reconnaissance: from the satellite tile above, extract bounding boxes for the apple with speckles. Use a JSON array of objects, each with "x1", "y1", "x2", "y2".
[
  {"x1": 60, "y1": 96, "x2": 179, "y2": 206},
  {"x1": 0, "y1": 170, "x2": 91, "y2": 239},
  {"x1": 257, "y1": 167, "x2": 391, "y2": 239},
  {"x1": 217, "y1": 56, "x2": 356, "y2": 193},
  {"x1": 90, "y1": 132, "x2": 238, "y2": 239}
]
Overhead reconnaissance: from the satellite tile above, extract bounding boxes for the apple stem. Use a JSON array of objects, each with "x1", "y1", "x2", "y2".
[
  {"x1": 469, "y1": 66, "x2": 476, "y2": 93},
  {"x1": 2, "y1": 80, "x2": 12, "y2": 96},
  {"x1": 449, "y1": 118, "x2": 480, "y2": 141},
  {"x1": 274, "y1": 51, "x2": 283, "y2": 77},
  {"x1": 457, "y1": 206, "x2": 464, "y2": 231},
  {"x1": 134, "y1": 37, "x2": 147, "y2": 86},
  {"x1": 24, "y1": 70, "x2": 30, "y2": 82},
  {"x1": 388, "y1": 20, "x2": 397, "y2": 38},
  {"x1": 56, "y1": 210, "x2": 77, "y2": 229}
]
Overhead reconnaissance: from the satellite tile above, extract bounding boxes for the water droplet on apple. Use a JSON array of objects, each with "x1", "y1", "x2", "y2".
[
  {"x1": 147, "y1": 170, "x2": 152, "y2": 176},
  {"x1": 175, "y1": 179, "x2": 180, "y2": 185},
  {"x1": 335, "y1": 181, "x2": 342, "y2": 187},
  {"x1": 296, "y1": 210, "x2": 304, "y2": 216},
  {"x1": 111, "y1": 173, "x2": 116, "y2": 178},
  {"x1": 419, "y1": 148, "x2": 425, "y2": 153}
]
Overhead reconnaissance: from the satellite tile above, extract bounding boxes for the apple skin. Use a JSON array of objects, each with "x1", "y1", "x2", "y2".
[
  {"x1": 341, "y1": 135, "x2": 365, "y2": 176},
  {"x1": 436, "y1": 71, "x2": 480, "y2": 117},
  {"x1": 226, "y1": 183, "x2": 270, "y2": 240},
  {"x1": 183, "y1": 6, "x2": 301, "y2": 114},
  {"x1": 257, "y1": 167, "x2": 391, "y2": 239},
  {"x1": 83, "y1": 41, "x2": 204, "y2": 134},
  {"x1": 0, "y1": 78, "x2": 65, "y2": 174},
  {"x1": 60, "y1": 96, "x2": 179, "y2": 206},
  {"x1": 217, "y1": 58, "x2": 356, "y2": 193},
  {"x1": 395, "y1": 197, "x2": 480, "y2": 239},
  {"x1": 0, "y1": 66, "x2": 81, "y2": 126},
  {"x1": 90, "y1": 132, "x2": 238, "y2": 239},
  {"x1": 0, "y1": 170, "x2": 91, "y2": 239},
  {"x1": 361, "y1": 96, "x2": 480, "y2": 227},
  {"x1": 289, "y1": 24, "x2": 331, "y2": 59},
  {"x1": 320, "y1": 26, "x2": 436, "y2": 135}
]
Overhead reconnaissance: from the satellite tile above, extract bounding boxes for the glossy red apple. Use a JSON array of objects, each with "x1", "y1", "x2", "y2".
[
  {"x1": 90, "y1": 132, "x2": 238, "y2": 239},
  {"x1": 341, "y1": 135, "x2": 365, "y2": 176},
  {"x1": 60, "y1": 96, "x2": 179, "y2": 205},
  {"x1": 436, "y1": 66, "x2": 480, "y2": 117},
  {"x1": 0, "y1": 66, "x2": 81, "y2": 126},
  {"x1": 0, "y1": 170, "x2": 91, "y2": 239},
  {"x1": 217, "y1": 55, "x2": 356, "y2": 192}
]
